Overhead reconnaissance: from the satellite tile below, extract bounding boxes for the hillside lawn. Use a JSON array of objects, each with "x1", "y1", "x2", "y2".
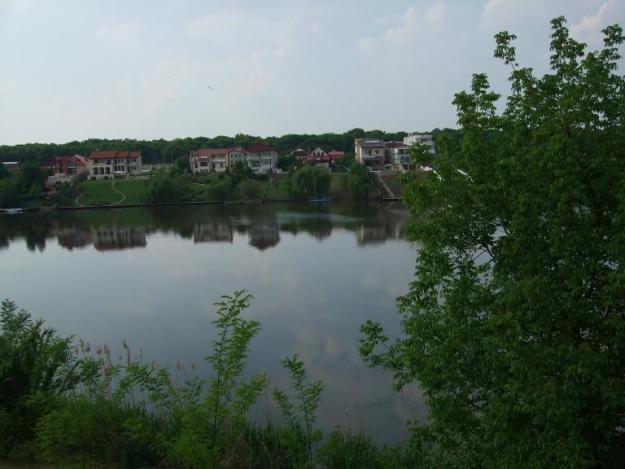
[
  {"x1": 74, "y1": 179, "x2": 147, "y2": 206},
  {"x1": 71, "y1": 172, "x2": 382, "y2": 207}
]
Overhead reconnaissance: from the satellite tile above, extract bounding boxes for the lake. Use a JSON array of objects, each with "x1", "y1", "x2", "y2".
[{"x1": 0, "y1": 203, "x2": 425, "y2": 443}]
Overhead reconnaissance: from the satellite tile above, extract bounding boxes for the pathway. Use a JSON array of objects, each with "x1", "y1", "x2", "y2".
[{"x1": 110, "y1": 180, "x2": 127, "y2": 205}]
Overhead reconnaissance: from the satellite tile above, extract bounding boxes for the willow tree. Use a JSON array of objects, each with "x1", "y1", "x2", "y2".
[{"x1": 361, "y1": 17, "x2": 625, "y2": 467}]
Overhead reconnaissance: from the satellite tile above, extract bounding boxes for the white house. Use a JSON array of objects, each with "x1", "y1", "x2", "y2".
[
  {"x1": 244, "y1": 143, "x2": 278, "y2": 174},
  {"x1": 88, "y1": 151, "x2": 142, "y2": 180},
  {"x1": 387, "y1": 143, "x2": 413, "y2": 169},
  {"x1": 189, "y1": 143, "x2": 278, "y2": 175},
  {"x1": 190, "y1": 149, "x2": 229, "y2": 173},
  {"x1": 403, "y1": 133, "x2": 436, "y2": 154}
]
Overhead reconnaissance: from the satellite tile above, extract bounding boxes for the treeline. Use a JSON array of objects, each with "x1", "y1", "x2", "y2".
[{"x1": 0, "y1": 128, "x2": 460, "y2": 166}]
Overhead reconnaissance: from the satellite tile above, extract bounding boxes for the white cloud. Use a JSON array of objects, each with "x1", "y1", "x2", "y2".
[
  {"x1": 96, "y1": 22, "x2": 144, "y2": 42},
  {"x1": 571, "y1": 0, "x2": 620, "y2": 45},
  {"x1": 358, "y1": 1, "x2": 447, "y2": 57},
  {"x1": 480, "y1": 0, "x2": 550, "y2": 26},
  {"x1": 481, "y1": 0, "x2": 511, "y2": 19},
  {"x1": 424, "y1": 0, "x2": 447, "y2": 29}
]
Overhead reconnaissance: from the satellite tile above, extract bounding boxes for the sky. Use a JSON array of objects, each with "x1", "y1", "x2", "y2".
[{"x1": 0, "y1": 0, "x2": 623, "y2": 144}]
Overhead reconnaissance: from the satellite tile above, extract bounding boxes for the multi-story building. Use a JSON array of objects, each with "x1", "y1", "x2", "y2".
[
  {"x1": 354, "y1": 138, "x2": 386, "y2": 169},
  {"x1": 355, "y1": 134, "x2": 436, "y2": 170},
  {"x1": 245, "y1": 143, "x2": 278, "y2": 174},
  {"x1": 386, "y1": 142, "x2": 413, "y2": 169},
  {"x1": 189, "y1": 149, "x2": 229, "y2": 173},
  {"x1": 55, "y1": 154, "x2": 89, "y2": 176},
  {"x1": 403, "y1": 133, "x2": 436, "y2": 154},
  {"x1": 228, "y1": 146, "x2": 248, "y2": 167},
  {"x1": 190, "y1": 144, "x2": 278, "y2": 175},
  {"x1": 289, "y1": 147, "x2": 345, "y2": 168},
  {"x1": 88, "y1": 150, "x2": 142, "y2": 180}
]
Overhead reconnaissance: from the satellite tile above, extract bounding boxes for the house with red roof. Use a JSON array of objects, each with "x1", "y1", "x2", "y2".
[
  {"x1": 190, "y1": 148, "x2": 229, "y2": 173},
  {"x1": 189, "y1": 143, "x2": 278, "y2": 175},
  {"x1": 55, "y1": 154, "x2": 89, "y2": 176},
  {"x1": 289, "y1": 146, "x2": 345, "y2": 168},
  {"x1": 87, "y1": 150, "x2": 142, "y2": 180},
  {"x1": 244, "y1": 143, "x2": 278, "y2": 174}
]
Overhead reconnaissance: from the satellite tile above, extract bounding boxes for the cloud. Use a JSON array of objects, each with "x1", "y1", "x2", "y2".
[
  {"x1": 358, "y1": 2, "x2": 447, "y2": 57},
  {"x1": 571, "y1": 0, "x2": 620, "y2": 45},
  {"x1": 481, "y1": 0, "x2": 511, "y2": 19},
  {"x1": 96, "y1": 22, "x2": 144, "y2": 42},
  {"x1": 424, "y1": 0, "x2": 447, "y2": 29},
  {"x1": 480, "y1": 0, "x2": 550, "y2": 26}
]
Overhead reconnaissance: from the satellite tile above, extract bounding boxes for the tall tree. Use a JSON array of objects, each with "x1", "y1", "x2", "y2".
[{"x1": 361, "y1": 17, "x2": 625, "y2": 467}]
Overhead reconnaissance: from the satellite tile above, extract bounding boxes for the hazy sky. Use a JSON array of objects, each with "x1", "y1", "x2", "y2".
[{"x1": 0, "y1": 0, "x2": 623, "y2": 144}]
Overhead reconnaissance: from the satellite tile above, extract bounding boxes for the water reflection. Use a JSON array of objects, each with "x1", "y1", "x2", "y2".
[
  {"x1": 0, "y1": 203, "x2": 421, "y2": 444},
  {"x1": 0, "y1": 204, "x2": 409, "y2": 252}
]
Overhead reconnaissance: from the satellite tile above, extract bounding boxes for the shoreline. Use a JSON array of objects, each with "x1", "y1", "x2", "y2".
[{"x1": 3, "y1": 197, "x2": 402, "y2": 214}]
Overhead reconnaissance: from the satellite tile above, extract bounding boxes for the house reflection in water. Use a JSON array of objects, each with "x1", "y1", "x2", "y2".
[
  {"x1": 0, "y1": 205, "x2": 410, "y2": 253},
  {"x1": 93, "y1": 226, "x2": 147, "y2": 251},
  {"x1": 193, "y1": 223, "x2": 233, "y2": 243},
  {"x1": 355, "y1": 208, "x2": 408, "y2": 246},
  {"x1": 53, "y1": 225, "x2": 93, "y2": 250},
  {"x1": 248, "y1": 224, "x2": 280, "y2": 251}
]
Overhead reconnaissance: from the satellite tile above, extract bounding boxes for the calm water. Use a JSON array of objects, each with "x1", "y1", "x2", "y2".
[{"x1": 0, "y1": 203, "x2": 425, "y2": 443}]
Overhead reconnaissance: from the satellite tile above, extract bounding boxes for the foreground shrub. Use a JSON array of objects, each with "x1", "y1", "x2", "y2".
[{"x1": 0, "y1": 299, "x2": 78, "y2": 457}]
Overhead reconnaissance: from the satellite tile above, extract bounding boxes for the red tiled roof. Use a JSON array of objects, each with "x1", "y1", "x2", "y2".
[
  {"x1": 306, "y1": 154, "x2": 330, "y2": 162},
  {"x1": 246, "y1": 143, "x2": 275, "y2": 152},
  {"x1": 327, "y1": 150, "x2": 345, "y2": 161},
  {"x1": 56, "y1": 154, "x2": 87, "y2": 166},
  {"x1": 193, "y1": 148, "x2": 229, "y2": 157},
  {"x1": 89, "y1": 150, "x2": 141, "y2": 160}
]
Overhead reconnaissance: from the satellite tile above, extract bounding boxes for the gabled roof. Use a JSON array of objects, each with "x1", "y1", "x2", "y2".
[
  {"x1": 355, "y1": 138, "x2": 386, "y2": 148},
  {"x1": 89, "y1": 150, "x2": 141, "y2": 160},
  {"x1": 306, "y1": 154, "x2": 330, "y2": 162},
  {"x1": 385, "y1": 141, "x2": 410, "y2": 149},
  {"x1": 327, "y1": 150, "x2": 345, "y2": 160},
  {"x1": 246, "y1": 143, "x2": 275, "y2": 152},
  {"x1": 56, "y1": 154, "x2": 88, "y2": 166},
  {"x1": 290, "y1": 148, "x2": 308, "y2": 156},
  {"x1": 193, "y1": 148, "x2": 229, "y2": 157}
]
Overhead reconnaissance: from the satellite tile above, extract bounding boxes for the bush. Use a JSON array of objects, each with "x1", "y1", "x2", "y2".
[
  {"x1": 342, "y1": 162, "x2": 370, "y2": 199},
  {"x1": 146, "y1": 167, "x2": 191, "y2": 202},
  {"x1": 0, "y1": 179, "x2": 18, "y2": 208},
  {"x1": 240, "y1": 179, "x2": 261, "y2": 200},
  {"x1": 289, "y1": 166, "x2": 330, "y2": 199},
  {"x1": 0, "y1": 300, "x2": 78, "y2": 457}
]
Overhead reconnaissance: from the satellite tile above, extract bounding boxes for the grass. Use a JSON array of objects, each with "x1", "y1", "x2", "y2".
[
  {"x1": 265, "y1": 176, "x2": 290, "y2": 201},
  {"x1": 74, "y1": 180, "x2": 119, "y2": 206},
  {"x1": 113, "y1": 179, "x2": 147, "y2": 204},
  {"x1": 74, "y1": 179, "x2": 147, "y2": 206},
  {"x1": 69, "y1": 172, "x2": 381, "y2": 207},
  {"x1": 327, "y1": 174, "x2": 378, "y2": 201}
]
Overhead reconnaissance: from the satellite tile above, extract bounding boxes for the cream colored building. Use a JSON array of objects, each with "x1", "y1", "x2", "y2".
[
  {"x1": 88, "y1": 150, "x2": 142, "y2": 180},
  {"x1": 190, "y1": 149, "x2": 229, "y2": 173},
  {"x1": 189, "y1": 144, "x2": 278, "y2": 175}
]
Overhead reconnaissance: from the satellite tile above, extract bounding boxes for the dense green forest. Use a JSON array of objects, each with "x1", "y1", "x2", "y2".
[{"x1": 0, "y1": 128, "x2": 459, "y2": 165}]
